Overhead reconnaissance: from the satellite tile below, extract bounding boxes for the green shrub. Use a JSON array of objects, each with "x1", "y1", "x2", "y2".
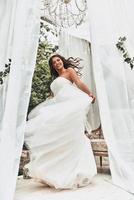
[{"x1": 28, "y1": 22, "x2": 58, "y2": 114}]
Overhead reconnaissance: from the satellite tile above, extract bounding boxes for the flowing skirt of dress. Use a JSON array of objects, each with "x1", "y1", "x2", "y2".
[{"x1": 25, "y1": 77, "x2": 97, "y2": 189}]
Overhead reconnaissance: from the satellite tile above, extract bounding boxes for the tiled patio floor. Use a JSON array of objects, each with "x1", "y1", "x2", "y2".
[{"x1": 14, "y1": 173, "x2": 134, "y2": 200}]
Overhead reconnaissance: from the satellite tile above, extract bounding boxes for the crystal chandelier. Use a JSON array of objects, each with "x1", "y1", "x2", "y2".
[{"x1": 42, "y1": 0, "x2": 87, "y2": 28}]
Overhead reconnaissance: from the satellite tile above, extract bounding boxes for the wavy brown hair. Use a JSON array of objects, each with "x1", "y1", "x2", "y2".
[{"x1": 48, "y1": 54, "x2": 83, "y2": 80}]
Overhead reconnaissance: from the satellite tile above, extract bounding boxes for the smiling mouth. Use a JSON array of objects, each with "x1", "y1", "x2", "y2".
[{"x1": 56, "y1": 65, "x2": 62, "y2": 68}]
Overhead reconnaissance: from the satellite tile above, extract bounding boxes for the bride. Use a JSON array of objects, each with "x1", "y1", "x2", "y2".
[{"x1": 25, "y1": 54, "x2": 97, "y2": 189}]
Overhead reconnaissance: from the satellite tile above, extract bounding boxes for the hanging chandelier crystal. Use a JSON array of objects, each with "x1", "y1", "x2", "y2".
[{"x1": 42, "y1": 0, "x2": 87, "y2": 28}]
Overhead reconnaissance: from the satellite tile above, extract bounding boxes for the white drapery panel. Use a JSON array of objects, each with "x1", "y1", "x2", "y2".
[
  {"x1": 88, "y1": 0, "x2": 134, "y2": 193},
  {"x1": 0, "y1": 0, "x2": 17, "y2": 126},
  {"x1": 0, "y1": 1, "x2": 40, "y2": 200},
  {"x1": 59, "y1": 31, "x2": 100, "y2": 131}
]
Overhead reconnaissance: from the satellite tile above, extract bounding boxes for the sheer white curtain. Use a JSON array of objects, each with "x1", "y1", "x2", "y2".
[
  {"x1": 59, "y1": 31, "x2": 100, "y2": 132},
  {"x1": 88, "y1": 0, "x2": 134, "y2": 193},
  {"x1": 59, "y1": 0, "x2": 134, "y2": 193},
  {"x1": 0, "y1": 0, "x2": 16, "y2": 127},
  {"x1": 0, "y1": 1, "x2": 40, "y2": 200}
]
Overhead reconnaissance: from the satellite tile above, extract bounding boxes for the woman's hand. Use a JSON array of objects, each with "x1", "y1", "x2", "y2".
[
  {"x1": 89, "y1": 93, "x2": 96, "y2": 103},
  {"x1": 67, "y1": 68, "x2": 96, "y2": 103}
]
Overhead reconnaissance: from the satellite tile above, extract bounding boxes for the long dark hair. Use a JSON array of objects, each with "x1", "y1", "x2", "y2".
[{"x1": 48, "y1": 54, "x2": 83, "y2": 80}]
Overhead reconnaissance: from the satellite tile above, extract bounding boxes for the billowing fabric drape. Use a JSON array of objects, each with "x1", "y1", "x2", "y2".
[
  {"x1": 87, "y1": 0, "x2": 134, "y2": 193},
  {"x1": 0, "y1": 1, "x2": 40, "y2": 200},
  {"x1": 59, "y1": 0, "x2": 134, "y2": 194},
  {"x1": 59, "y1": 31, "x2": 100, "y2": 132}
]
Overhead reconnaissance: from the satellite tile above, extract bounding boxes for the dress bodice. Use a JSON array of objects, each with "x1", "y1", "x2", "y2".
[{"x1": 50, "y1": 77, "x2": 72, "y2": 96}]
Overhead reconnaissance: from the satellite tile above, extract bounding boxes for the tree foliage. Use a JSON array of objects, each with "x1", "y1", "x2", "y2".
[{"x1": 28, "y1": 21, "x2": 58, "y2": 114}]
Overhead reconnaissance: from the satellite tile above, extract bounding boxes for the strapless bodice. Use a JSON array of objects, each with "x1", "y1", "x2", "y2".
[
  {"x1": 50, "y1": 76, "x2": 92, "y2": 105},
  {"x1": 50, "y1": 77, "x2": 73, "y2": 96}
]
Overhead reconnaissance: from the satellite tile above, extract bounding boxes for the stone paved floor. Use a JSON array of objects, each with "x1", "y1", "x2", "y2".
[{"x1": 14, "y1": 174, "x2": 134, "y2": 200}]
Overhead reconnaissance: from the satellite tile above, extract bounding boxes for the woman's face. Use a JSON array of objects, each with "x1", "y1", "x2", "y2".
[{"x1": 52, "y1": 56, "x2": 64, "y2": 71}]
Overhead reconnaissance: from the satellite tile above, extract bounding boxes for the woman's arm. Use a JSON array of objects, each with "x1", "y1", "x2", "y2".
[
  {"x1": 67, "y1": 68, "x2": 96, "y2": 103},
  {"x1": 47, "y1": 91, "x2": 54, "y2": 99}
]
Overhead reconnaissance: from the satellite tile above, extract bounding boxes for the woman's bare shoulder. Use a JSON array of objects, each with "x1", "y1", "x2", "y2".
[
  {"x1": 67, "y1": 67, "x2": 76, "y2": 74},
  {"x1": 67, "y1": 67, "x2": 80, "y2": 83}
]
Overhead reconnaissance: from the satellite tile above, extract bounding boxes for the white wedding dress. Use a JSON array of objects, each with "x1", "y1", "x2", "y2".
[{"x1": 25, "y1": 76, "x2": 97, "y2": 189}]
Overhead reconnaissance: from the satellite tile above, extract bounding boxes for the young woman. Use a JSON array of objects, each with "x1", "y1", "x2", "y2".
[{"x1": 25, "y1": 54, "x2": 97, "y2": 189}]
